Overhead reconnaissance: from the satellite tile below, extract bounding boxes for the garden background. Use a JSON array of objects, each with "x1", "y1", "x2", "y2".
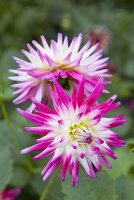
[{"x1": 0, "y1": 0, "x2": 134, "y2": 199}]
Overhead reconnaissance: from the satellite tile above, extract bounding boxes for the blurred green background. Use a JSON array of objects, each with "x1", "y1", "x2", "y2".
[{"x1": 0, "y1": 0, "x2": 134, "y2": 199}]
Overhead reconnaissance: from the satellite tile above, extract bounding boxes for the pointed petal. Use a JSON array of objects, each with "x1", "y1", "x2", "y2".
[
  {"x1": 82, "y1": 78, "x2": 104, "y2": 107},
  {"x1": 77, "y1": 77, "x2": 85, "y2": 107},
  {"x1": 54, "y1": 80, "x2": 71, "y2": 107}
]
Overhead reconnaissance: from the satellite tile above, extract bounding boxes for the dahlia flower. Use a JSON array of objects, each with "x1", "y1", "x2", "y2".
[
  {"x1": 17, "y1": 78, "x2": 127, "y2": 186},
  {"x1": 9, "y1": 33, "x2": 111, "y2": 113},
  {"x1": 86, "y1": 28, "x2": 110, "y2": 50},
  {"x1": 0, "y1": 186, "x2": 20, "y2": 200},
  {"x1": 108, "y1": 63, "x2": 116, "y2": 73},
  {"x1": 125, "y1": 99, "x2": 134, "y2": 110}
]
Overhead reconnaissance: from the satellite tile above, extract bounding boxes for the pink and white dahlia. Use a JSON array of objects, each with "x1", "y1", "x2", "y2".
[
  {"x1": 9, "y1": 33, "x2": 111, "y2": 113},
  {"x1": 0, "y1": 186, "x2": 20, "y2": 200},
  {"x1": 17, "y1": 78, "x2": 127, "y2": 186}
]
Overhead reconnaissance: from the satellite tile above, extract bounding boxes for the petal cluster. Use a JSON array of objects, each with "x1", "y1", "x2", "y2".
[
  {"x1": 18, "y1": 78, "x2": 127, "y2": 186},
  {"x1": 9, "y1": 33, "x2": 111, "y2": 113},
  {"x1": 0, "y1": 187, "x2": 21, "y2": 200}
]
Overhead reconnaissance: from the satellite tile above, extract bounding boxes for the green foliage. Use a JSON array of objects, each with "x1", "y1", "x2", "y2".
[
  {"x1": 103, "y1": 146, "x2": 134, "y2": 179},
  {"x1": 31, "y1": 167, "x2": 64, "y2": 199},
  {"x1": 47, "y1": 175, "x2": 64, "y2": 200},
  {"x1": 62, "y1": 169, "x2": 92, "y2": 200},
  {"x1": 87, "y1": 172, "x2": 117, "y2": 200},
  {"x1": 0, "y1": 120, "x2": 32, "y2": 149},
  {"x1": 0, "y1": 119, "x2": 34, "y2": 189},
  {"x1": 0, "y1": 137, "x2": 13, "y2": 191},
  {"x1": 62, "y1": 170, "x2": 117, "y2": 200},
  {"x1": 116, "y1": 176, "x2": 134, "y2": 200},
  {"x1": 11, "y1": 167, "x2": 32, "y2": 188},
  {"x1": 128, "y1": 143, "x2": 134, "y2": 153},
  {"x1": 31, "y1": 173, "x2": 47, "y2": 196}
]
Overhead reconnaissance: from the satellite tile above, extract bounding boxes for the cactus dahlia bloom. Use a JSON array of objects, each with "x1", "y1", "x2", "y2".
[
  {"x1": 9, "y1": 33, "x2": 111, "y2": 113},
  {"x1": 0, "y1": 186, "x2": 20, "y2": 200},
  {"x1": 17, "y1": 78, "x2": 127, "y2": 186}
]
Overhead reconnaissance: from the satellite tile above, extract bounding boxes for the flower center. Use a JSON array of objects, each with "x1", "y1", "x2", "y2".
[
  {"x1": 69, "y1": 122, "x2": 94, "y2": 144},
  {"x1": 50, "y1": 63, "x2": 69, "y2": 72}
]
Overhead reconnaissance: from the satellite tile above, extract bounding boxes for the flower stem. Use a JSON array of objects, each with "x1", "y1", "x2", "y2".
[
  {"x1": 0, "y1": 97, "x2": 20, "y2": 150},
  {"x1": 0, "y1": 97, "x2": 33, "y2": 172},
  {"x1": 40, "y1": 169, "x2": 59, "y2": 200}
]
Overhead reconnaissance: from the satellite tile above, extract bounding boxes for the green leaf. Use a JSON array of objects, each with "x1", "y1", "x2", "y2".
[
  {"x1": 47, "y1": 175, "x2": 64, "y2": 200},
  {"x1": 130, "y1": 148, "x2": 134, "y2": 153},
  {"x1": 0, "y1": 120, "x2": 33, "y2": 168},
  {"x1": 126, "y1": 138, "x2": 134, "y2": 155},
  {"x1": 128, "y1": 142, "x2": 134, "y2": 153},
  {"x1": 0, "y1": 137, "x2": 13, "y2": 191},
  {"x1": 11, "y1": 166, "x2": 32, "y2": 188},
  {"x1": 103, "y1": 142, "x2": 134, "y2": 179},
  {"x1": 31, "y1": 173, "x2": 47, "y2": 196},
  {"x1": 62, "y1": 169, "x2": 92, "y2": 200},
  {"x1": 30, "y1": 156, "x2": 51, "y2": 196},
  {"x1": 62, "y1": 170, "x2": 117, "y2": 200},
  {"x1": 87, "y1": 172, "x2": 117, "y2": 200},
  {"x1": 31, "y1": 167, "x2": 64, "y2": 200},
  {"x1": 0, "y1": 120, "x2": 32, "y2": 149},
  {"x1": 116, "y1": 175, "x2": 134, "y2": 200}
]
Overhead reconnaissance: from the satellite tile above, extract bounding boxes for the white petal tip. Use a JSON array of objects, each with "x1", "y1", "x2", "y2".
[{"x1": 20, "y1": 149, "x2": 27, "y2": 154}]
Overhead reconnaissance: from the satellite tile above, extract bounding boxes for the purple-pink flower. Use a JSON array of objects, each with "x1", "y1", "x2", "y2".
[
  {"x1": 86, "y1": 27, "x2": 110, "y2": 50},
  {"x1": 0, "y1": 187, "x2": 20, "y2": 200},
  {"x1": 108, "y1": 63, "x2": 116, "y2": 73},
  {"x1": 17, "y1": 78, "x2": 127, "y2": 186},
  {"x1": 9, "y1": 33, "x2": 111, "y2": 113}
]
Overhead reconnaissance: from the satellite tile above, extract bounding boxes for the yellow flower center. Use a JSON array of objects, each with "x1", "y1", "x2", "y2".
[{"x1": 69, "y1": 121, "x2": 93, "y2": 144}]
